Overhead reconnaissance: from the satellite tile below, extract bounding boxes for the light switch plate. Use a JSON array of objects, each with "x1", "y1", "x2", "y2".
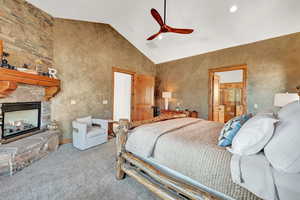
[
  {"x1": 71, "y1": 100, "x2": 76, "y2": 105},
  {"x1": 102, "y1": 100, "x2": 108, "y2": 105},
  {"x1": 254, "y1": 104, "x2": 258, "y2": 109}
]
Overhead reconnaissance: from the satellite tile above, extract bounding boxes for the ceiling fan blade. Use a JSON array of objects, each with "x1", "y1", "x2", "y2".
[
  {"x1": 168, "y1": 27, "x2": 194, "y2": 34},
  {"x1": 147, "y1": 32, "x2": 161, "y2": 40},
  {"x1": 151, "y1": 9, "x2": 164, "y2": 26}
]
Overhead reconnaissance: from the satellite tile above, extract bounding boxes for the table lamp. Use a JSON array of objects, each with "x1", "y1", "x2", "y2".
[
  {"x1": 162, "y1": 92, "x2": 172, "y2": 110},
  {"x1": 274, "y1": 93, "x2": 299, "y2": 107}
]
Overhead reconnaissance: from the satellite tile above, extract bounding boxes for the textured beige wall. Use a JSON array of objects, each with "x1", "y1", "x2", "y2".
[
  {"x1": 156, "y1": 33, "x2": 300, "y2": 119},
  {"x1": 52, "y1": 19, "x2": 155, "y2": 139}
]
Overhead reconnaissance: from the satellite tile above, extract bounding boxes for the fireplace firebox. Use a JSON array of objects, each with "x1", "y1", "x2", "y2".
[{"x1": 1, "y1": 102, "x2": 41, "y2": 140}]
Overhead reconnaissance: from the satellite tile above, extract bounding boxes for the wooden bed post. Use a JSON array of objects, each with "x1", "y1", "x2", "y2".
[{"x1": 116, "y1": 119, "x2": 130, "y2": 180}]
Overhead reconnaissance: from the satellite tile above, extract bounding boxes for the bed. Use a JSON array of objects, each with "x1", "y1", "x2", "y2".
[{"x1": 115, "y1": 115, "x2": 261, "y2": 200}]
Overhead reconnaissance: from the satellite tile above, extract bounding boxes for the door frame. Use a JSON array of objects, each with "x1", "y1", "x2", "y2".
[
  {"x1": 112, "y1": 67, "x2": 136, "y2": 122},
  {"x1": 208, "y1": 64, "x2": 248, "y2": 121}
]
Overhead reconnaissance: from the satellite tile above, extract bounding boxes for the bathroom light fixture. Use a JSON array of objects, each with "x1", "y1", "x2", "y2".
[{"x1": 230, "y1": 5, "x2": 238, "y2": 13}]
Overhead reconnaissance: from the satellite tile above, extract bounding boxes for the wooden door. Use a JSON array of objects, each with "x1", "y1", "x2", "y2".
[
  {"x1": 133, "y1": 74, "x2": 155, "y2": 121},
  {"x1": 212, "y1": 74, "x2": 221, "y2": 122}
]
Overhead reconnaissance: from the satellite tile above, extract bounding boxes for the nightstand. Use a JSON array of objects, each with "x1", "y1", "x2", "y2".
[{"x1": 108, "y1": 120, "x2": 117, "y2": 138}]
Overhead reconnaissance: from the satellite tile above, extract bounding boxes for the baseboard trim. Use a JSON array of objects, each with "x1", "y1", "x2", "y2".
[{"x1": 60, "y1": 138, "x2": 72, "y2": 145}]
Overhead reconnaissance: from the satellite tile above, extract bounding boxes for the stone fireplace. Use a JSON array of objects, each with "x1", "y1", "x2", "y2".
[
  {"x1": 0, "y1": 85, "x2": 51, "y2": 142},
  {"x1": 0, "y1": 83, "x2": 60, "y2": 176}
]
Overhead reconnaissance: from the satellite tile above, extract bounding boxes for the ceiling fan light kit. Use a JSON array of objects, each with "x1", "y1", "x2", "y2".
[{"x1": 147, "y1": 0, "x2": 194, "y2": 40}]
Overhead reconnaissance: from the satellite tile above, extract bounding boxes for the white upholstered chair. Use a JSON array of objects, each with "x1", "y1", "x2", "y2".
[{"x1": 72, "y1": 116, "x2": 108, "y2": 150}]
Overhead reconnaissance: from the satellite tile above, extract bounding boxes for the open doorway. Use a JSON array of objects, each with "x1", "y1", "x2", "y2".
[
  {"x1": 112, "y1": 67, "x2": 155, "y2": 122},
  {"x1": 113, "y1": 67, "x2": 135, "y2": 122},
  {"x1": 208, "y1": 65, "x2": 248, "y2": 123}
]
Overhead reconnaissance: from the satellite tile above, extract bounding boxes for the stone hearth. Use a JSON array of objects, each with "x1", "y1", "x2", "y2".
[{"x1": 0, "y1": 130, "x2": 59, "y2": 176}]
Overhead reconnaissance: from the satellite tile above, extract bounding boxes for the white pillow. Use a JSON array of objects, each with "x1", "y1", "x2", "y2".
[
  {"x1": 228, "y1": 114, "x2": 278, "y2": 156},
  {"x1": 265, "y1": 101, "x2": 300, "y2": 173},
  {"x1": 77, "y1": 116, "x2": 93, "y2": 127}
]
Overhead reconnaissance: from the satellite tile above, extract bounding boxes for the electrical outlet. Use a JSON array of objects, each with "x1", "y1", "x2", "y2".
[{"x1": 102, "y1": 100, "x2": 108, "y2": 105}]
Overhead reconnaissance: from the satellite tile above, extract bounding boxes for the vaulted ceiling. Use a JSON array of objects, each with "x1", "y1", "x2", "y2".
[{"x1": 27, "y1": 0, "x2": 300, "y2": 64}]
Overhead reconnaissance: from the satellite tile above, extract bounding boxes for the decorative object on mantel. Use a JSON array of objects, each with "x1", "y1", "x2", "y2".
[
  {"x1": 0, "y1": 68, "x2": 60, "y2": 101},
  {"x1": 162, "y1": 91, "x2": 172, "y2": 110},
  {"x1": 35, "y1": 59, "x2": 43, "y2": 74},
  {"x1": 17, "y1": 64, "x2": 38, "y2": 75},
  {"x1": 17, "y1": 64, "x2": 29, "y2": 72},
  {"x1": 0, "y1": 52, "x2": 17, "y2": 70},
  {"x1": 274, "y1": 93, "x2": 299, "y2": 107},
  {"x1": 48, "y1": 68, "x2": 58, "y2": 79},
  {"x1": 0, "y1": 41, "x2": 49, "y2": 77},
  {"x1": 47, "y1": 120, "x2": 59, "y2": 131}
]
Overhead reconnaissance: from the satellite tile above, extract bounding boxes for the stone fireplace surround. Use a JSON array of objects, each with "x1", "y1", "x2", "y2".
[
  {"x1": 0, "y1": 84, "x2": 51, "y2": 137},
  {"x1": 0, "y1": 84, "x2": 59, "y2": 176}
]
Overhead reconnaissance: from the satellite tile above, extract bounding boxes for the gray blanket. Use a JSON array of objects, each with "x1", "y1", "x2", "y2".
[
  {"x1": 126, "y1": 118, "x2": 202, "y2": 158},
  {"x1": 126, "y1": 118, "x2": 260, "y2": 200}
]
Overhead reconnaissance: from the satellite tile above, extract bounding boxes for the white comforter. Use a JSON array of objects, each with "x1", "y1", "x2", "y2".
[{"x1": 231, "y1": 153, "x2": 300, "y2": 200}]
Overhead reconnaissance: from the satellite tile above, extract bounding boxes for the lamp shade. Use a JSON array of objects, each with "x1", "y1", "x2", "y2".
[
  {"x1": 162, "y1": 92, "x2": 172, "y2": 99},
  {"x1": 274, "y1": 93, "x2": 299, "y2": 107}
]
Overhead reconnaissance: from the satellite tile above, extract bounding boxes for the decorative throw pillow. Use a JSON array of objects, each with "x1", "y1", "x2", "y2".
[
  {"x1": 218, "y1": 114, "x2": 252, "y2": 147},
  {"x1": 77, "y1": 116, "x2": 93, "y2": 127},
  {"x1": 265, "y1": 101, "x2": 300, "y2": 173},
  {"x1": 228, "y1": 114, "x2": 278, "y2": 156}
]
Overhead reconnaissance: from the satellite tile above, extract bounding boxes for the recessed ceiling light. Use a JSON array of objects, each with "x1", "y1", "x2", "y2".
[{"x1": 230, "y1": 5, "x2": 238, "y2": 13}]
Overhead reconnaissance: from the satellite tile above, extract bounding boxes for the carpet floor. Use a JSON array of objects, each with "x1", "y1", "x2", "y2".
[{"x1": 0, "y1": 140, "x2": 159, "y2": 200}]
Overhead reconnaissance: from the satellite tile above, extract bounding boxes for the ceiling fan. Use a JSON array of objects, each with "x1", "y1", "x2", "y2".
[{"x1": 147, "y1": 0, "x2": 194, "y2": 40}]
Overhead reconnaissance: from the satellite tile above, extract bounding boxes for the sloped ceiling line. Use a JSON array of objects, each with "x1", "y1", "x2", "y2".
[{"x1": 27, "y1": 0, "x2": 300, "y2": 64}]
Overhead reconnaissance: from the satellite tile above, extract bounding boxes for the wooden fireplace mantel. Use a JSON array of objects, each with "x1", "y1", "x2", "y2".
[{"x1": 0, "y1": 68, "x2": 60, "y2": 101}]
